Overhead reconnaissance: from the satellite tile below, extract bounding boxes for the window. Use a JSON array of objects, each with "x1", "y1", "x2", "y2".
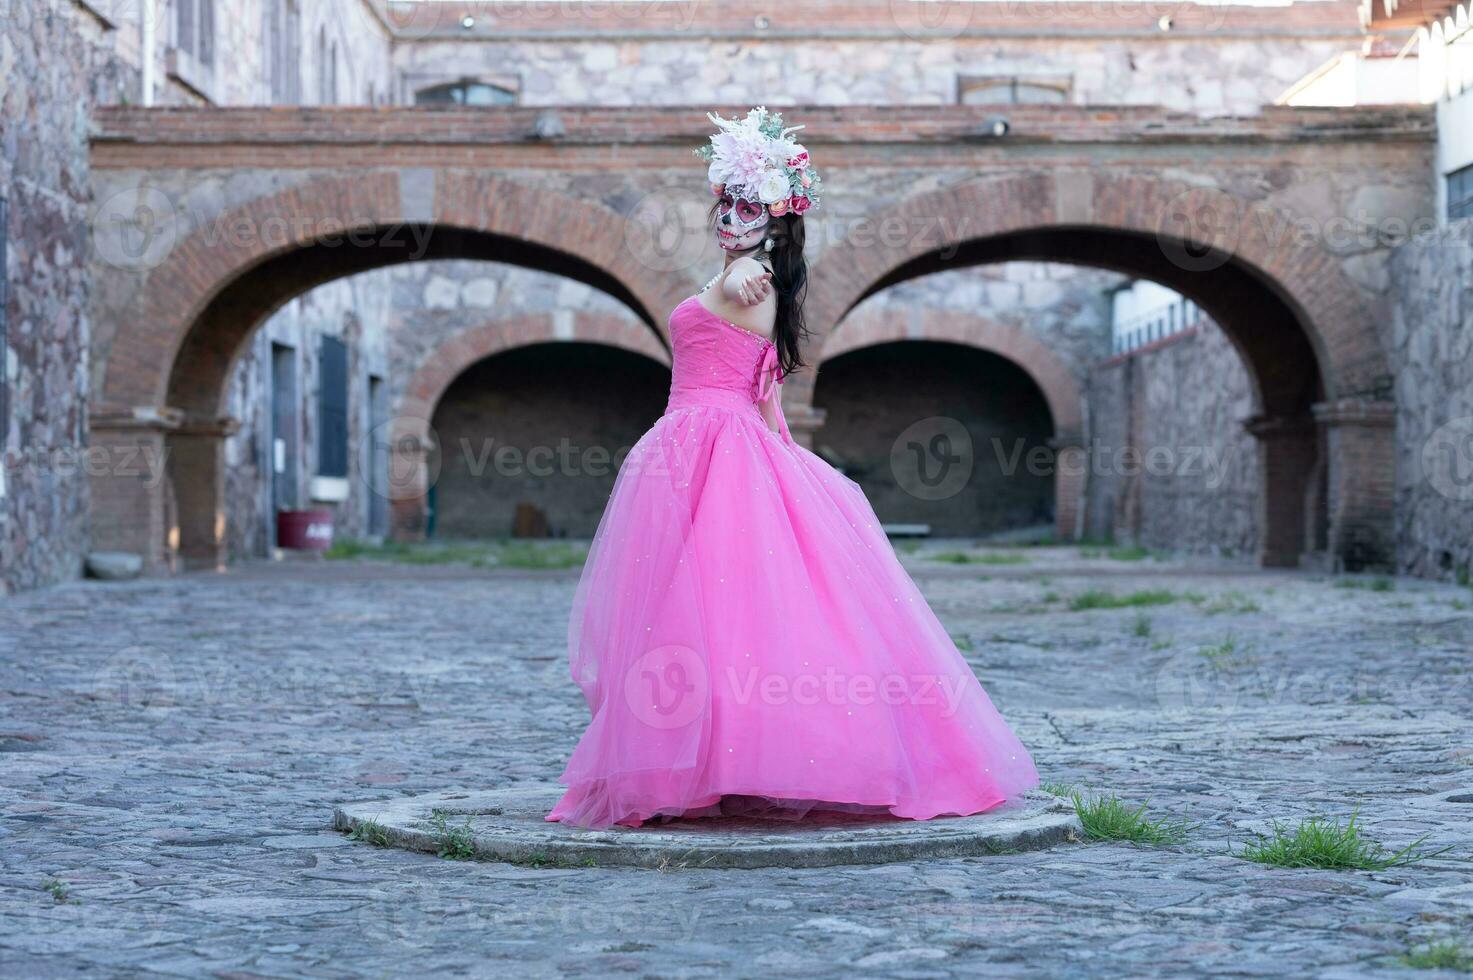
[
  {"x1": 169, "y1": 0, "x2": 217, "y2": 99},
  {"x1": 959, "y1": 75, "x2": 1071, "y2": 105},
  {"x1": 176, "y1": 0, "x2": 215, "y2": 66},
  {"x1": 1448, "y1": 163, "x2": 1473, "y2": 221},
  {"x1": 317, "y1": 336, "x2": 350, "y2": 479},
  {"x1": 267, "y1": 0, "x2": 301, "y2": 104},
  {"x1": 415, "y1": 80, "x2": 517, "y2": 106}
]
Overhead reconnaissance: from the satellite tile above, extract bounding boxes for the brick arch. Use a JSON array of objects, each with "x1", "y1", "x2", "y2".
[
  {"x1": 91, "y1": 172, "x2": 690, "y2": 571},
  {"x1": 97, "y1": 172, "x2": 688, "y2": 415},
  {"x1": 386, "y1": 312, "x2": 671, "y2": 539},
  {"x1": 396, "y1": 312, "x2": 669, "y2": 441},
  {"x1": 814, "y1": 307, "x2": 1086, "y2": 542},
  {"x1": 797, "y1": 173, "x2": 1393, "y2": 568},
  {"x1": 800, "y1": 172, "x2": 1384, "y2": 412},
  {"x1": 817, "y1": 307, "x2": 1083, "y2": 440}
]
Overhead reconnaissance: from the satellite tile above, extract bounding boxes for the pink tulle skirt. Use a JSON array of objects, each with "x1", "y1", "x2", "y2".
[{"x1": 547, "y1": 390, "x2": 1039, "y2": 828}]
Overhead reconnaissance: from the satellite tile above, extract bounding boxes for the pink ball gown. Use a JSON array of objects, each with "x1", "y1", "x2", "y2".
[{"x1": 546, "y1": 292, "x2": 1039, "y2": 828}]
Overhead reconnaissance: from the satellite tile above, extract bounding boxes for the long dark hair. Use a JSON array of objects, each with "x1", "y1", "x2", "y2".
[{"x1": 710, "y1": 205, "x2": 810, "y2": 377}]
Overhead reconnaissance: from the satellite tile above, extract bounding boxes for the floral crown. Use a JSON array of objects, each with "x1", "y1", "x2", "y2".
[{"x1": 694, "y1": 106, "x2": 822, "y2": 218}]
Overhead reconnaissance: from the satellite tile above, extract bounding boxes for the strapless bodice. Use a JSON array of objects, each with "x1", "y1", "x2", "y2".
[{"x1": 663, "y1": 295, "x2": 791, "y2": 442}]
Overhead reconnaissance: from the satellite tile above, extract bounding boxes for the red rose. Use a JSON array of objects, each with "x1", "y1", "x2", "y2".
[{"x1": 789, "y1": 194, "x2": 812, "y2": 214}]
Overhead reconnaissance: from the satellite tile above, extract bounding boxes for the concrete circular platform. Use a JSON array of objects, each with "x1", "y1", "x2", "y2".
[{"x1": 332, "y1": 783, "x2": 1081, "y2": 869}]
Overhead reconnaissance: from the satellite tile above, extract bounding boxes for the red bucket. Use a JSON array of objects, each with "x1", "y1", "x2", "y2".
[{"x1": 277, "y1": 509, "x2": 335, "y2": 551}]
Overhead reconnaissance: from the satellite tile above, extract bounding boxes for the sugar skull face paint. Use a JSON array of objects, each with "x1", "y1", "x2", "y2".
[{"x1": 715, "y1": 193, "x2": 770, "y2": 251}]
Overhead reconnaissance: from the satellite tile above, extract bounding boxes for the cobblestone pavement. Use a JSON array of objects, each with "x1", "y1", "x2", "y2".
[{"x1": 2, "y1": 546, "x2": 1471, "y2": 977}]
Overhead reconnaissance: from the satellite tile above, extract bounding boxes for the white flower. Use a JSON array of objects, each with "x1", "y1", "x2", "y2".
[
  {"x1": 770, "y1": 138, "x2": 800, "y2": 166},
  {"x1": 756, "y1": 170, "x2": 790, "y2": 205}
]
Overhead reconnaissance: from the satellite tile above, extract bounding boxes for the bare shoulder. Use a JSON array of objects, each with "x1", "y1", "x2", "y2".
[
  {"x1": 727, "y1": 255, "x2": 769, "y2": 280},
  {"x1": 719, "y1": 256, "x2": 771, "y2": 300}
]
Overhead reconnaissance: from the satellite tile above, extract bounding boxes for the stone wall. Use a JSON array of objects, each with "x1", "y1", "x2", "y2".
[
  {"x1": 1086, "y1": 320, "x2": 1260, "y2": 557},
  {"x1": 394, "y1": 28, "x2": 1352, "y2": 116},
  {"x1": 1387, "y1": 222, "x2": 1473, "y2": 580},
  {"x1": 0, "y1": 1, "x2": 136, "y2": 594}
]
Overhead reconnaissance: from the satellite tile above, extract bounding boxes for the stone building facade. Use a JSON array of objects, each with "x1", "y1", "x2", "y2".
[
  {"x1": 2, "y1": 0, "x2": 1465, "y2": 592},
  {"x1": 1387, "y1": 223, "x2": 1473, "y2": 581},
  {"x1": 2, "y1": 2, "x2": 135, "y2": 593},
  {"x1": 391, "y1": 0, "x2": 1364, "y2": 115}
]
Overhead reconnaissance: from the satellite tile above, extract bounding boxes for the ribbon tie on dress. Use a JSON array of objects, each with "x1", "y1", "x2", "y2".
[{"x1": 752, "y1": 343, "x2": 794, "y2": 445}]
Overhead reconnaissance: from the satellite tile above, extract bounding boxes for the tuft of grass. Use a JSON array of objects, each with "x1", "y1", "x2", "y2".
[
  {"x1": 1106, "y1": 545, "x2": 1152, "y2": 562},
  {"x1": 1070, "y1": 792, "x2": 1192, "y2": 846},
  {"x1": 1334, "y1": 576, "x2": 1395, "y2": 592},
  {"x1": 43, "y1": 878, "x2": 75, "y2": 904},
  {"x1": 327, "y1": 538, "x2": 587, "y2": 570},
  {"x1": 1132, "y1": 613, "x2": 1153, "y2": 639},
  {"x1": 1197, "y1": 634, "x2": 1239, "y2": 665},
  {"x1": 480, "y1": 541, "x2": 588, "y2": 570},
  {"x1": 1202, "y1": 591, "x2": 1262, "y2": 615},
  {"x1": 1068, "y1": 589, "x2": 1180, "y2": 612},
  {"x1": 1039, "y1": 780, "x2": 1077, "y2": 797},
  {"x1": 929, "y1": 550, "x2": 1028, "y2": 566},
  {"x1": 1401, "y1": 939, "x2": 1473, "y2": 971},
  {"x1": 347, "y1": 817, "x2": 392, "y2": 847},
  {"x1": 517, "y1": 851, "x2": 598, "y2": 869},
  {"x1": 430, "y1": 809, "x2": 478, "y2": 861},
  {"x1": 1238, "y1": 812, "x2": 1448, "y2": 871},
  {"x1": 949, "y1": 631, "x2": 974, "y2": 652},
  {"x1": 1080, "y1": 545, "x2": 1153, "y2": 561}
]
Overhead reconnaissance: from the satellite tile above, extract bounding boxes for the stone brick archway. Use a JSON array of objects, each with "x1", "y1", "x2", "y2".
[
  {"x1": 797, "y1": 173, "x2": 1395, "y2": 568},
  {"x1": 387, "y1": 312, "x2": 670, "y2": 538},
  {"x1": 816, "y1": 307, "x2": 1086, "y2": 540},
  {"x1": 87, "y1": 105, "x2": 1430, "y2": 573},
  {"x1": 89, "y1": 173, "x2": 689, "y2": 571}
]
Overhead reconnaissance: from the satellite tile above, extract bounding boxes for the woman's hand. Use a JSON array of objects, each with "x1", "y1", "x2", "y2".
[{"x1": 735, "y1": 271, "x2": 773, "y2": 307}]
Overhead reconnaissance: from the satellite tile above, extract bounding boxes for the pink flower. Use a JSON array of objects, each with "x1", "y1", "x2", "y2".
[
  {"x1": 799, "y1": 171, "x2": 812, "y2": 188},
  {"x1": 711, "y1": 182, "x2": 725, "y2": 196},
  {"x1": 788, "y1": 148, "x2": 809, "y2": 169},
  {"x1": 789, "y1": 194, "x2": 812, "y2": 215},
  {"x1": 768, "y1": 197, "x2": 790, "y2": 217}
]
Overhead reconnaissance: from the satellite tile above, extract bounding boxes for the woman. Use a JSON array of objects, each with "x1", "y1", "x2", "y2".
[{"x1": 548, "y1": 108, "x2": 1038, "y2": 828}]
